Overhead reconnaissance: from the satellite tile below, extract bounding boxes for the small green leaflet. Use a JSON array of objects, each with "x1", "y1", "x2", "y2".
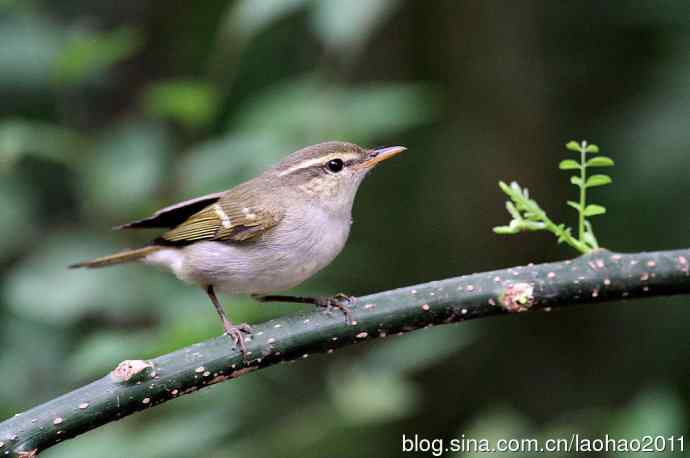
[
  {"x1": 565, "y1": 141, "x2": 581, "y2": 152},
  {"x1": 585, "y1": 174, "x2": 612, "y2": 187},
  {"x1": 583, "y1": 204, "x2": 606, "y2": 216},
  {"x1": 585, "y1": 156, "x2": 614, "y2": 167},
  {"x1": 559, "y1": 159, "x2": 580, "y2": 170}
]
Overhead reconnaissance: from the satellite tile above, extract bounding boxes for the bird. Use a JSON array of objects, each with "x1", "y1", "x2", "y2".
[{"x1": 70, "y1": 141, "x2": 407, "y2": 353}]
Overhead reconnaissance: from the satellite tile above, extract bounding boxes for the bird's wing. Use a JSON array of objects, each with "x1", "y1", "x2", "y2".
[
  {"x1": 115, "y1": 192, "x2": 225, "y2": 230},
  {"x1": 156, "y1": 185, "x2": 283, "y2": 245}
]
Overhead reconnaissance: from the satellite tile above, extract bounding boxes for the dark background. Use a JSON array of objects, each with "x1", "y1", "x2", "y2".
[{"x1": 1, "y1": 1, "x2": 689, "y2": 456}]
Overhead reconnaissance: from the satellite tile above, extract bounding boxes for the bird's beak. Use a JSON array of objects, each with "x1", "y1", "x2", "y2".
[{"x1": 356, "y1": 146, "x2": 407, "y2": 170}]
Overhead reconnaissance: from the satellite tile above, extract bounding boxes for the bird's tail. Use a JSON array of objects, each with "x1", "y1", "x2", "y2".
[{"x1": 69, "y1": 246, "x2": 162, "y2": 269}]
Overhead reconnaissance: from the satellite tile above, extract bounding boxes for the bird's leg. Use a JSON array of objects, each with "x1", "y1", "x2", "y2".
[
  {"x1": 206, "y1": 286, "x2": 252, "y2": 354},
  {"x1": 253, "y1": 293, "x2": 355, "y2": 324}
]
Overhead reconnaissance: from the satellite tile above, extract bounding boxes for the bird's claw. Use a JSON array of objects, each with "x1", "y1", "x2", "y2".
[
  {"x1": 223, "y1": 321, "x2": 253, "y2": 355},
  {"x1": 316, "y1": 293, "x2": 355, "y2": 324}
]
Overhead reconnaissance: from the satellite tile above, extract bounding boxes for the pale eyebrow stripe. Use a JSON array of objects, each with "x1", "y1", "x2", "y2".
[{"x1": 277, "y1": 152, "x2": 361, "y2": 177}]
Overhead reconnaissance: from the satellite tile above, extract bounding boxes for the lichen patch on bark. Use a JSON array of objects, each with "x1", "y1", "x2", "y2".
[
  {"x1": 111, "y1": 360, "x2": 154, "y2": 383},
  {"x1": 500, "y1": 282, "x2": 535, "y2": 312}
]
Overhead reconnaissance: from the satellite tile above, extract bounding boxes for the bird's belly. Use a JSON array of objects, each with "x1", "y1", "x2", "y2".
[{"x1": 176, "y1": 223, "x2": 349, "y2": 294}]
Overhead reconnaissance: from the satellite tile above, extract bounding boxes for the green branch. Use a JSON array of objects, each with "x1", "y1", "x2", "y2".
[{"x1": 2, "y1": 248, "x2": 690, "y2": 456}]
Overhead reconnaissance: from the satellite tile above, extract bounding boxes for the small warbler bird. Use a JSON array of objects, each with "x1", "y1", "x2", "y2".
[{"x1": 71, "y1": 141, "x2": 406, "y2": 352}]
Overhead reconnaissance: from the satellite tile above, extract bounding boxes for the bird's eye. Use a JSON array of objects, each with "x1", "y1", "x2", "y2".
[{"x1": 326, "y1": 159, "x2": 344, "y2": 173}]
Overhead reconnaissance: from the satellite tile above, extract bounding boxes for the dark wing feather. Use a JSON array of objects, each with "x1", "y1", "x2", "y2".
[
  {"x1": 115, "y1": 192, "x2": 224, "y2": 230},
  {"x1": 155, "y1": 184, "x2": 283, "y2": 246}
]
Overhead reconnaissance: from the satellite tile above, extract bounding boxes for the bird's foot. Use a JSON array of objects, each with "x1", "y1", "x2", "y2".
[
  {"x1": 315, "y1": 293, "x2": 355, "y2": 324},
  {"x1": 222, "y1": 320, "x2": 253, "y2": 354}
]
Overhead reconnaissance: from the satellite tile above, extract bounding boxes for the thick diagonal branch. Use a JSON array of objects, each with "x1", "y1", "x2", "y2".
[{"x1": 1, "y1": 248, "x2": 689, "y2": 456}]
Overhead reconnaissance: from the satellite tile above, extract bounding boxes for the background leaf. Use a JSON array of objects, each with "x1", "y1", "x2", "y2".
[
  {"x1": 310, "y1": 0, "x2": 399, "y2": 57},
  {"x1": 142, "y1": 80, "x2": 220, "y2": 129},
  {"x1": 0, "y1": 119, "x2": 82, "y2": 167},
  {"x1": 53, "y1": 27, "x2": 143, "y2": 86},
  {"x1": 222, "y1": 0, "x2": 311, "y2": 42},
  {"x1": 231, "y1": 75, "x2": 436, "y2": 144},
  {"x1": 0, "y1": 14, "x2": 65, "y2": 91},
  {"x1": 81, "y1": 121, "x2": 173, "y2": 218}
]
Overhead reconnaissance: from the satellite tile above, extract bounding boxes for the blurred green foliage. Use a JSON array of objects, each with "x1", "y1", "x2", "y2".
[
  {"x1": 54, "y1": 27, "x2": 143, "y2": 87},
  {"x1": 1, "y1": 1, "x2": 689, "y2": 457},
  {"x1": 142, "y1": 79, "x2": 220, "y2": 129}
]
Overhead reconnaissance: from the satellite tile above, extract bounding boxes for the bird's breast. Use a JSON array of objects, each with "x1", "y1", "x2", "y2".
[
  {"x1": 178, "y1": 206, "x2": 352, "y2": 294},
  {"x1": 263, "y1": 207, "x2": 351, "y2": 282}
]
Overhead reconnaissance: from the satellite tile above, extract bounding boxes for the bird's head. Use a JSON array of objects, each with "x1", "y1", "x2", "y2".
[{"x1": 270, "y1": 141, "x2": 406, "y2": 215}]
